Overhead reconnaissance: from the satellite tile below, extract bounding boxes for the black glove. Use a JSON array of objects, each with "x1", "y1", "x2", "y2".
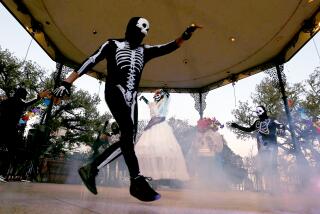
[
  {"x1": 53, "y1": 81, "x2": 72, "y2": 98},
  {"x1": 139, "y1": 96, "x2": 145, "y2": 101},
  {"x1": 182, "y1": 24, "x2": 198, "y2": 40},
  {"x1": 162, "y1": 89, "x2": 170, "y2": 98},
  {"x1": 139, "y1": 96, "x2": 149, "y2": 104}
]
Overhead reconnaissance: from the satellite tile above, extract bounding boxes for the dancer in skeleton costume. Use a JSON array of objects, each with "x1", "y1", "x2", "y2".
[
  {"x1": 53, "y1": 17, "x2": 201, "y2": 202},
  {"x1": 135, "y1": 89, "x2": 189, "y2": 186},
  {"x1": 230, "y1": 105, "x2": 285, "y2": 192}
]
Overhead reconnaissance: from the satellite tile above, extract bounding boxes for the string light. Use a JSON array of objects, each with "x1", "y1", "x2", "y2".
[{"x1": 230, "y1": 37, "x2": 236, "y2": 42}]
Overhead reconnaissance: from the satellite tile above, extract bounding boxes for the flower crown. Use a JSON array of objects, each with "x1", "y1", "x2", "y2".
[{"x1": 197, "y1": 117, "x2": 224, "y2": 132}]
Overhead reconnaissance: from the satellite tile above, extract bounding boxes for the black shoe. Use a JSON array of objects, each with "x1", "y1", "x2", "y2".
[
  {"x1": 130, "y1": 175, "x2": 161, "y2": 202},
  {"x1": 78, "y1": 164, "x2": 98, "y2": 195}
]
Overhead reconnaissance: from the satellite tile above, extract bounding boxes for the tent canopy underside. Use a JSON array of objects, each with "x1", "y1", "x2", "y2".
[{"x1": 2, "y1": 0, "x2": 320, "y2": 92}]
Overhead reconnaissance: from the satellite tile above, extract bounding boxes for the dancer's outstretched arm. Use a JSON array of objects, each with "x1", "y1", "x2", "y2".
[
  {"x1": 53, "y1": 41, "x2": 110, "y2": 98},
  {"x1": 144, "y1": 24, "x2": 202, "y2": 62},
  {"x1": 230, "y1": 121, "x2": 256, "y2": 132},
  {"x1": 176, "y1": 24, "x2": 203, "y2": 47}
]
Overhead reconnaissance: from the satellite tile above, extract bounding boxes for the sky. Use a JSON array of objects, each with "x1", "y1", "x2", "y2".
[{"x1": 1, "y1": 3, "x2": 319, "y2": 157}]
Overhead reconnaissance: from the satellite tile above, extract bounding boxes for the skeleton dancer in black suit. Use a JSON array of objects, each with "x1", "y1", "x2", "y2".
[
  {"x1": 53, "y1": 17, "x2": 201, "y2": 201},
  {"x1": 230, "y1": 105, "x2": 285, "y2": 192}
]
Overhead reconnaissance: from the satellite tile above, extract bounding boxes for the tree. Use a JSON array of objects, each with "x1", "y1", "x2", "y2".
[
  {"x1": 220, "y1": 137, "x2": 250, "y2": 190},
  {"x1": 301, "y1": 67, "x2": 320, "y2": 117},
  {"x1": 46, "y1": 89, "x2": 109, "y2": 154},
  {"x1": 0, "y1": 47, "x2": 109, "y2": 157},
  {"x1": 0, "y1": 47, "x2": 47, "y2": 97},
  {"x1": 231, "y1": 100, "x2": 257, "y2": 140},
  {"x1": 168, "y1": 117, "x2": 196, "y2": 154}
]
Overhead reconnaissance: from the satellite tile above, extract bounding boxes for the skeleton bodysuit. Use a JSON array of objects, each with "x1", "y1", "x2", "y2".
[
  {"x1": 78, "y1": 39, "x2": 178, "y2": 108},
  {"x1": 232, "y1": 107, "x2": 285, "y2": 193},
  {"x1": 232, "y1": 106, "x2": 284, "y2": 151},
  {"x1": 253, "y1": 118, "x2": 282, "y2": 150},
  {"x1": 76, "y1": 17, "x2": 180, "y2": 177}
]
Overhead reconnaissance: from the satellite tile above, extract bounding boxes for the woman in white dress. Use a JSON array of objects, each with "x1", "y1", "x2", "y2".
[{"x1": 135, "y1": 89, "x2": 189, "y2": 186}]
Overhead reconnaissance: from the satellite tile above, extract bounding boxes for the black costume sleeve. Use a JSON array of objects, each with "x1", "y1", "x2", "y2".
[
  {"x1": 139, "y1": 96, "x2": 149, "y2": 104},
  {"x1": 76, "y1": 40, "x2": 110, "y2": 76},
  {"x1": 0, "y1": 99, "x2": 7, "y2": 117},
  {"x1": 24, "y1": 97, "x2": 40, "y2": 109},
  {"x1": 234, "y1": 121, "x2": 257, "y2": 132},
  {"x1": 144, "y1": 40, "x2": 180, "y2": 62}
]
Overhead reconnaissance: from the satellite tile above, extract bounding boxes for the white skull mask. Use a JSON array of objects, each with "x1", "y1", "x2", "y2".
[
  {"x1": 136, "y1": 18, "x2": 149, "y2": 36},
  {"x1": 256, "y1": 107, "x2": 265, "y2": 116}
]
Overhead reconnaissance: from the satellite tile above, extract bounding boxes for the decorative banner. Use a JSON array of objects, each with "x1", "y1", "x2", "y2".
[
  {"x1": 32, "y1": 108, "x2": 41, "y2": 113},
  {"x1": 314, "y1": 116, "x2": 320, "y2": 134},
  {"x1": 17, "y1": 89, "x2": 63, "y2": 127},
  {"x1": 18, "y1": 118, "x2": 27, "y2": 125},
  {"x1": 297, "y1": 107, "x2": 309, "y2": 120},
  {"x1": 293, "y1": 106, "x2": 320, "y2": 136},
  {"x1": 43, "y1": 98, "x2": 51, "y2": 106},
  {"x1": 18, "y1": 97, "x2": 52, "y2": 126}
]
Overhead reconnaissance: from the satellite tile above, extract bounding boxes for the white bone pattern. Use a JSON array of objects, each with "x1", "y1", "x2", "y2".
[
  {"x1": 256, "y1": 119, "x2": 271, "y2": 135},
  {"x1": 115, "y1": 42, "x2": 144, "y2": 106}
]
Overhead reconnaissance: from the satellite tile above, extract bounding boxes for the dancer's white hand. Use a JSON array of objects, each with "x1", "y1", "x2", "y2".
[{"x1": 53, "y1": 81, "x2": 72, "y2": 98}]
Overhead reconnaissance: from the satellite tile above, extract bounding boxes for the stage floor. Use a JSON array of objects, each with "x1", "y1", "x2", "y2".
[{"x1": 0, "y1": 182, "x2": 319, "y2": 214}]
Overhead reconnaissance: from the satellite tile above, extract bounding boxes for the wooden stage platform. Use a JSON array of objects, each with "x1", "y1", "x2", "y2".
[{"x1": 0, "y1": 182, "x2": 319, "y2": 214}]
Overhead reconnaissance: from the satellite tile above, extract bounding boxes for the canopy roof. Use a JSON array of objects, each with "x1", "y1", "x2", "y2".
[{"x1": 2, "y1": 0, "x2": 320, "y2": 92}]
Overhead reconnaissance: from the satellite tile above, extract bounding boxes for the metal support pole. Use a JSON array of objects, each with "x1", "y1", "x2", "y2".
[
  {"x1": 199, "y1": 92, "x2": 203, "y2": 119},
  {"x1": 275, "y1": 63, "x2": 299, "y2": 152},
  {"x1": 43, "y1": 62, "x2": 63, "y2": 142}
]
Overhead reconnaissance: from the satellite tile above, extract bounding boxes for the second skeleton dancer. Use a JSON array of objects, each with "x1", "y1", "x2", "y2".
[
  {"x1": 230, "y1": 105, "x2": 285, "y2": 191},
  {"x1": 53, "y1": 17, "x2": 201, "y2": 202}
]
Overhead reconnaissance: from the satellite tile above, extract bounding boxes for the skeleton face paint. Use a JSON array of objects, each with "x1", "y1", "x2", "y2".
[
  {"x1": 153, "y1": 90, "x2": 162, "y2": 102},
  {"x1": 255, "y1": 105, "x2": 268, "y2": 120},
  {"x1": 136, "y1": 18, "x2": 149, "y2": 36},
  {"x1": 153, "y1": 89, "x2": 169, "y2": 102},
  {"x1": 256, "y1": 107, "x2": 265, "y2": 116}
]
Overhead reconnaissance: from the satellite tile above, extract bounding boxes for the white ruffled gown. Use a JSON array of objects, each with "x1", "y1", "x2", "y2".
[{"x1": 135, "y1": 97, "x2": 189, "y2": 181}]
